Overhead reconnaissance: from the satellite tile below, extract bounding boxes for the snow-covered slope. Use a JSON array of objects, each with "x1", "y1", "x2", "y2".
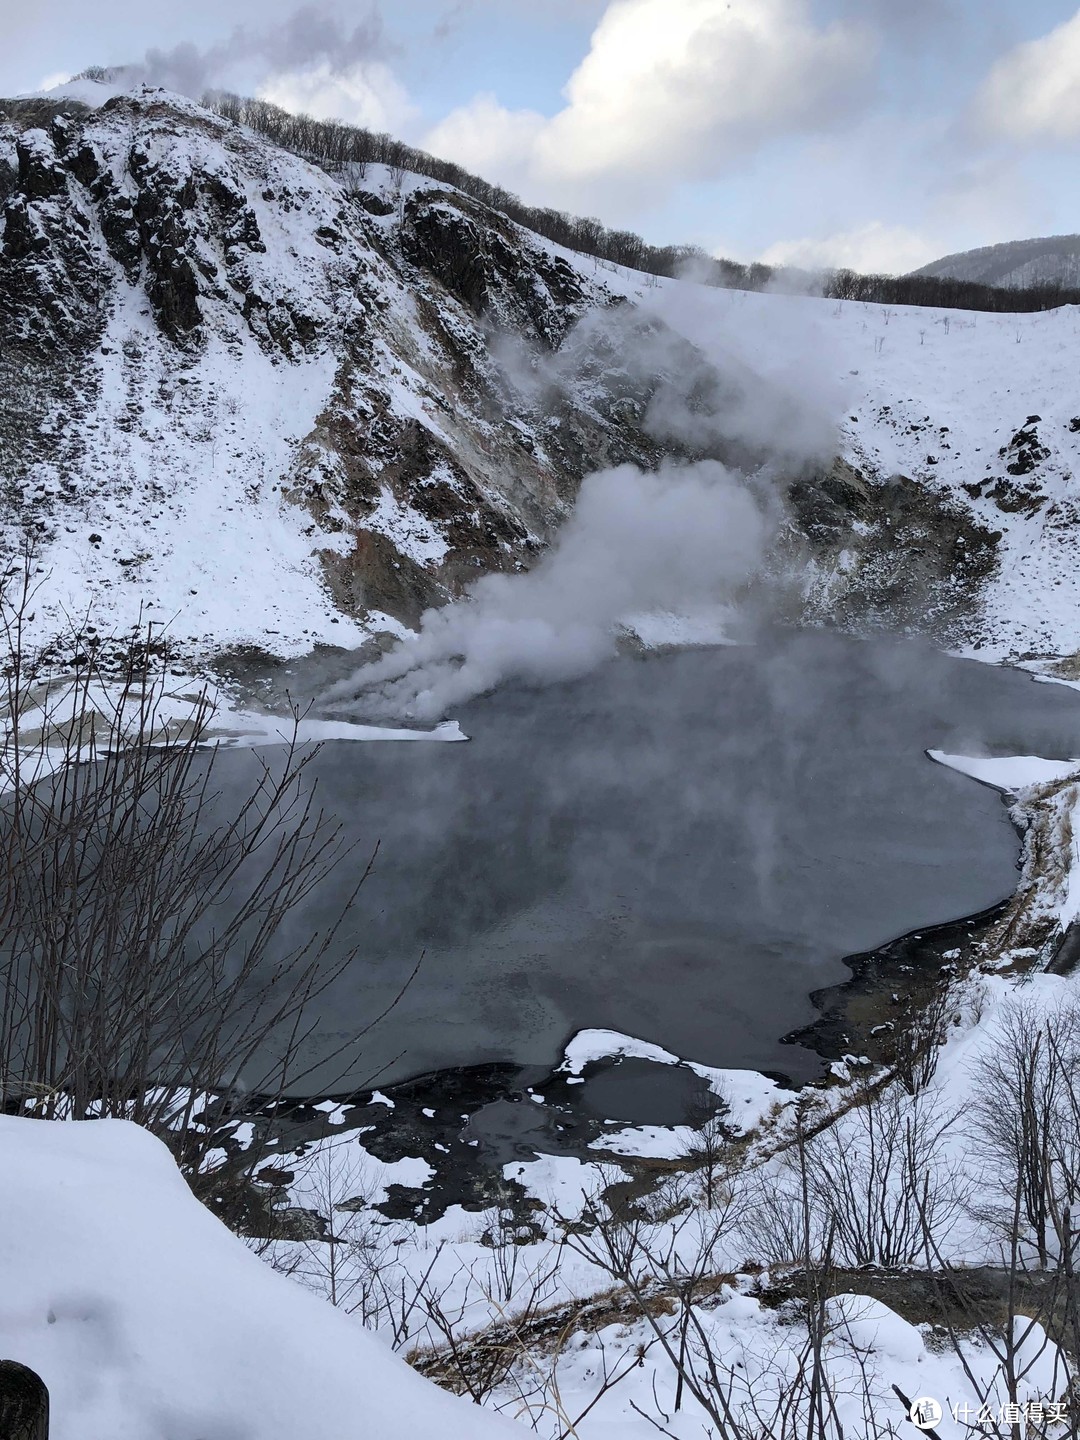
[
  {"x1": 605, "y1": 282, "x2": 1080, "y2": 661},
  {"x1": 0, "y1": 1115, "x2": 522, "y2": 1439},
  {"x1": 0, "y1": 84, "x2": 671, "y2": 661},
  {"x1": 817, "y1": 295, "x2": 1080, "y2": 660},
  {"x1": 913, "y1": 234, "x2": 1080, "y2": 290},
  {"x1": 3, "y1": 82, "x2": 1080, "y2": 669}
]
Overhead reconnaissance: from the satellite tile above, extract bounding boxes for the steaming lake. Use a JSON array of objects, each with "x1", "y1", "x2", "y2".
[{"x1": 222, "y1": 631, "x2": 1080, "y2": 1093}]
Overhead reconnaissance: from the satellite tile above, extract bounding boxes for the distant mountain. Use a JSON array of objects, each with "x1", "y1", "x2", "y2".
[{"x1": 912, "y1": 235, "x2": 1080, "y2": 289}]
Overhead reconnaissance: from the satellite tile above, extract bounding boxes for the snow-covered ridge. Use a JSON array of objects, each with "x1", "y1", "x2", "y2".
[
  {"x1": 0, "y1": 84, "x2": 642, "y2": 662},
  {"x1": 913, "y1": 232, "x2": 1080, "y2": 290},
  {"x1": 4, "y1": 83, "x2": 1080, "y2": 668}
]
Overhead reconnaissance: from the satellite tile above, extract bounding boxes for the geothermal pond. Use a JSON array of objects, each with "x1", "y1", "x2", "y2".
[{"x1": 218, "y1": 629, "x2": 1080, "y2": 1111}]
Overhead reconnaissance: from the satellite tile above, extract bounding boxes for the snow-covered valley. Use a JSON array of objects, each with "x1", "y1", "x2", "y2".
[{"x1": 6, "y1": 78, "x2": 1080, "y2": 1440}]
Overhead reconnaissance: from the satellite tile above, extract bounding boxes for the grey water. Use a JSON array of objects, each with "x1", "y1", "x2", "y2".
[{"x1": 220, "y1": 630, "x2": 1080, "y2": 1095}]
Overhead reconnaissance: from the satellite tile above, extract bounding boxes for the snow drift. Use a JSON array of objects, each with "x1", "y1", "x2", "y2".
[{"x1": 0, "y1": 1116, "x2": 521, "y2": 1439}]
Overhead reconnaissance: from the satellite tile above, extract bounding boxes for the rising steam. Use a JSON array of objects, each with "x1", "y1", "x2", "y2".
[
  {"x1": 325, "y1": 269, "x2": 846, "y2": 723},
  {"x1": 96, "y1": 5, "x2": 387, "y2": 101},
  {"x1": 323, "y1": 460, "x2": 771, "y2": 721}
]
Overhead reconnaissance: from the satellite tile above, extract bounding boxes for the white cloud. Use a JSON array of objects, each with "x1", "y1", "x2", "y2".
[
  {"x1": 421, "y1": 92, "x2": 545, "y2": 179},
  {"x1": 424, "y1": 0, "x2": 875, "y2": 206},
  {"x1": 259, "y1": 60, "x2": 417, "y2": 133},
  {"x1": 969, "y1": 8, "x2": 1080, "y2": 144},
  {"x1": 760, "y1": 222, "x2": 938, "y2": 275}
]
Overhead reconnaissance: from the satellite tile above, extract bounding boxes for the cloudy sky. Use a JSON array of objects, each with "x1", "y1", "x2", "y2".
[{"x1": 6, "y1": 0, "x2": 1080, "y2": 273}]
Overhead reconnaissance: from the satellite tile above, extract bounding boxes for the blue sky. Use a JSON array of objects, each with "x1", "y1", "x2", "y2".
[{"x1": 6, "y1": 0, "x2": 1080, "y2": 273}]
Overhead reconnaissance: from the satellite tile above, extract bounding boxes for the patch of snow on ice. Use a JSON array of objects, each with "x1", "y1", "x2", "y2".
[{"x1": 929, "y1": 749, "x2": 1080, "y2": 792}]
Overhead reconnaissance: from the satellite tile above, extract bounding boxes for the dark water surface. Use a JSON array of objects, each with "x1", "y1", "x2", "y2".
[{"x1": 220, "y1": 632, "x2": 1080, "y2": 1092}]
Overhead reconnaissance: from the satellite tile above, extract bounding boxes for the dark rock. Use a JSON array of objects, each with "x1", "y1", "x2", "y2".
[
  {"x1": 0, "y1": 1360, "x2": 48, "y2": 1440},
  {"x1": 0, "y1": 153, "x2": 18, "y2": 205},
  {"x1": 15, "y1": 130, "x2": 67, "y2": 201},
  {"x1": 401, "y1": 188, "x2": 588, "y2": 349},
  {"x1": 987, "y1": 477, "x2": 1047, "y2": 514},
  {"x1": 790, "y1": 462, "x2": 1002, "y2": 642},
  {"x1": 353, "y1": 189, "x2": 395, "y2": 216},
  {"x1": 402, "y1": 194, "x2": 489, "y2": 315},
  {"x1": 255, "y1": 1165, "x2": 296, "y2": 1187}
]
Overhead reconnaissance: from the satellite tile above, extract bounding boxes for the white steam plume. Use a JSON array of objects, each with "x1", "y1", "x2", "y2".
[
  {"x1": 100, "y1": 5, "x2": 388, "y2": 102},
  {"x1": 323, "y1": 460, "x2": 770, "y2": 721}
]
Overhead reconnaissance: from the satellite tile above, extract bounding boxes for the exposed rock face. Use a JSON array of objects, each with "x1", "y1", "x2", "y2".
[
  {"x1": 0, "y1": 86, "x2": 1009, "y2": 659},
  {"x1": 791, "y1": 459, "x2": 1002, "y2": 643},
  {"x1": 400, "y1": 189, "x2": 589, "y2": 349},
  {"x1": 0, "y1": 126, "x2": 103, "y2": 349}
]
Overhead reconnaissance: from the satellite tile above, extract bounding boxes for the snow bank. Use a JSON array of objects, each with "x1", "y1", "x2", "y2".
[
  {"x1": 2, "y1": 679, "x2": 467, "y2": 795},
  {"x1": 559, "y1": 1028, "x2": 788, "y2": 1132},
  {"x1": 929, "y1": 749, "x2": 1080, "y2": 792},
  {"x1": 220, "y1": 714, "x2": 467, "y2": 746},
  {"x1": 0, "y1": 1116, "x2": 521, "y2": 1439}
]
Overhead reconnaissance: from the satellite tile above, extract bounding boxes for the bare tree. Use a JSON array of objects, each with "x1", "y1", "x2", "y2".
[
  {"x1": 918, "y1": 1161, "x2": 1079, "y2": 1439},
  {"x1": 969, "y1": 997, "x2": 1080, "y2": 1271},
  {"x1": 0, "y1": 550, "x2": 392, "y2": 1177}
]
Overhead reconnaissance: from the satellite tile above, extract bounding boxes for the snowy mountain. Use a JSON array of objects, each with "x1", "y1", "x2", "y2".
[
  {"x1": 3, "y1": 81, "x2": 1080, "y2": 671},
  {"x1": 0, "y1": 84, "x2": 679, "y2": 663},
  {"x1": 9, "y1": 82, "x2": 1080, "y2": 1440},
  {"x1": 912, "y1": 234, "x2": 1080, "y2": 290}
]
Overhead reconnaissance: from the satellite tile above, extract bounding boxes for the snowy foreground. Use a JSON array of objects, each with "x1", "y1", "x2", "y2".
[
  {"x1": 0, "y1": 1116, "x2": 520, "y2": 1440},
  {"x1": 5, "y1": 945, "x2": 1079, "y2": 1434},
  {"x1": 242, "y1": 974, "x2": 1079, "y2": 1437}
]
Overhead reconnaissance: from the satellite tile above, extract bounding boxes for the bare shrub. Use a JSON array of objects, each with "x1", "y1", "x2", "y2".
[
  {"x1": 253, "y1": 1141, "x2": 438, "y2": 1342},
  {"x1": 683, "y1": 1086, "x2": 742, "y2": 1209},
  {"x1": 881, "y1": 976, "x2": 960, "y2": 1095},
  {"x1": 0, "y1": 552, "x2": 387, "y2": 1177},
  {"x1": 918, "y1": 1160, "x2": 1079, "y2": 1437},
  {"x1": 554, "y1": 1151, "x2": 910, "y2": 1439},
  {"x1": 748, "y1": 1087, "x2": 961, "y2": 1269},
  {"x1": 968, "y1": 996, "x2": 1080, "y2": 1271}
]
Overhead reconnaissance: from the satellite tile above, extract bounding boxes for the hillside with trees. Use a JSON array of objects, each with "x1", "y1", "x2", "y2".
[{"x1": 202, "y1": 87, "x2": 1080, "y2": 315}]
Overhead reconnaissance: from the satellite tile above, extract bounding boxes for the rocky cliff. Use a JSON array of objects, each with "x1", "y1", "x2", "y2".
[
  {"x1": 0, "y1": 88, "x2": 681, "y2": 661},
  {"x1": 3, "y1": 84, "x2": 1078, "y2": 674}
]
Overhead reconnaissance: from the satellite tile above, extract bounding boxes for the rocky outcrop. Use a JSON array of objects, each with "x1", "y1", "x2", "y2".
[
  {"x1": 790, "y1": 458, "x2": 1002, "y2": 644},
  {"x1": 0, "y1": 125, "x2": 104, "y2": 349},
  {"x1": 0, "y1": 85, "x2": 1014, "y2": 659},
  {"x1": 400, "y1": 189, "x2": 589, "y2": 350}
]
